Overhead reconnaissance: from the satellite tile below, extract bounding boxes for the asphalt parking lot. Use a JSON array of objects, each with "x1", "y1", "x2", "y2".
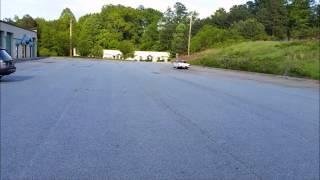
[{"x1": 1, "y1": 58, "x2": 319, "y2": 179}]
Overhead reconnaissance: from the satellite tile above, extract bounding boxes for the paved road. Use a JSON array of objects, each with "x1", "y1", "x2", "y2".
[{"x1": 1, "y1": 58, "x2": 319, "y2": 179}]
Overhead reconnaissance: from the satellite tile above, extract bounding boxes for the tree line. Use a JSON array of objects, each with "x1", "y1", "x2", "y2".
[{"x1": 4, "y1": 0, "x2": 319, "y2": 57}]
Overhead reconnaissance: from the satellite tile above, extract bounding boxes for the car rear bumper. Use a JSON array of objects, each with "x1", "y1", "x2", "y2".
[{"x1": 0, "y1": 66, "x2": 16, "y2": 75}]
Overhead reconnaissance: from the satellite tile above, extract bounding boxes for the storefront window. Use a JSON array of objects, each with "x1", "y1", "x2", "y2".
[
  {"x1": 0, "y1": 31, "x2": 3, "y2": 48},
  {"x1": 6, "y1": 32, "x2": 13, "y2": 55}
]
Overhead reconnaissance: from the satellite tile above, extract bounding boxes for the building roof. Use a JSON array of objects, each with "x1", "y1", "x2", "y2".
[{"x1": 0, "y1": 20, "x2": 37, "y2": 34}]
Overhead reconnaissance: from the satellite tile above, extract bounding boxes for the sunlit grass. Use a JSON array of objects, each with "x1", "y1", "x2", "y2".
[{"x1": 189, "y1": 41, "x2": 320, "y2": 79}]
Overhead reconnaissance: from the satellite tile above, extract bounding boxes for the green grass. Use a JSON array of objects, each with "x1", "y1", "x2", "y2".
[{"x1": 189, "y1": 41, "x2": 320, "y2": 79}]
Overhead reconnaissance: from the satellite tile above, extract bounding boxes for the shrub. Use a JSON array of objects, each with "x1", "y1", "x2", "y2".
[
  {"x1": 90, "y1": 45, "x2": 103, "y2": 58},
  {"x1": 119, "y1": 41, "x2": 135, "y2": 58},
  {"x1": 232, "y1": 18, "x2": 268, "y2": 40},
  {"x1": 39, "y1": 47, "x2": 58, "y2": 56},
  {"x1": 191, "y1": 25, "x2": 238, "y2": 52}
]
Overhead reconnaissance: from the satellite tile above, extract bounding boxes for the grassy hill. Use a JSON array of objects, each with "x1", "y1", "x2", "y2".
[{"x1": 188, "y1": 41, "x2": 319, "y2": 80}]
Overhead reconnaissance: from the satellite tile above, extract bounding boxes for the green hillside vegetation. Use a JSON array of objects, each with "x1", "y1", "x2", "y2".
[{"x1": 189, "y1": 41, "x2": 320, "y2": 79}]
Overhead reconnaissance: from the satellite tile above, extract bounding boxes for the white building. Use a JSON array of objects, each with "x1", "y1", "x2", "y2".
[
  {"x1": 102, "y1": 49, "x2": 170, "y2": 62},
  {"x1": 0, "y1": 21, "x2": 37, "y2": 59},
  {"x1": 133, "y1": 51, "x2": 170, "y2": 62},
  {"x1": 103, "y1": 50, "x2": 122, "y2": 59}
]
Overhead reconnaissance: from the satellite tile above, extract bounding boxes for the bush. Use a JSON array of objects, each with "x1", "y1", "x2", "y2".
[
  {"x1": 39, "y1": 47, "x2": 58, "y2": 56},
  {"x1": 119, "y1": 41, "x2": 135, "y2": 59},
  {"x1": 232, "y1": 18, "x2": 268, "y2": 40},
  {"x1": 291, "y1": 26, "x2": 320, "y2": 40},
  {"x1": 90, "y1": 45, "x2": 103, "y2": 58},
  {"x1": 191, "y1": 25, "x2": 239, "y2": 52}
]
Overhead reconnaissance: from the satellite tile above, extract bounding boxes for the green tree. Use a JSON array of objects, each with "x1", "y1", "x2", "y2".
[
  {"x1": 233, "y1": 18, "x2": 267, "y2": 40},
  {"x1": 158, "y1": 8, "x2": 175, "y2": 51},
  {"x1": 56, "y1": 8, "x2": 76, "y2": 56},
  {"x1": 60, "y1": 8, "x2": 76, "y2": 22},
  {"x1": 14, "y1": 15, "x2": 38, "y2": 29},
  {"x1": 255, "y1": 0, "x2": 288, "y2": 39},
  {"x1": 173, "y1": 2, "x2": 188, "y2": 23},
  {"x1": 171, "y1": 23, "x2": 188, "y2": 55},
  {"x1": 119, "y1": 41, "x2": 135, "y2": 58},
  {"x1": 210, "y1": 8, "x2": 230, "y2": 28},
  {"x1": 158, "y1": 2, "x2": 190, "y2": 51},
  {"x1": 97, "y1": 30, "x2": 122, "y2": 49},
  {"x1": 310, "y1": 2, "x2": 320, "y2": 27},
  {"x1": 140, "y1": 22, "x2": 161, "y2": 50},
  {"x1": 191, "y1": 25, "x2": 233, "y2": 52},
  {"x1": 139, "y1": 8, "x2": 163, "y2": 28},
  {"x1": 100, "y1": 5, "x2": 143, "y2": 44},
  {"x1": 288, "y1": 0, "x2": 315, "y2": 39},
  {"x1": 3, "y1": 18, "x2": 15, "y2": 24},
  {"x1": 35, "y1": 8, "x2": 77, "y2": 56},
  {"x1": 228, "y1": 5, "x2": 253, "y2": 24},
  {"x1": 36, "y1": 18, "x2": 59, "y2": 56},
  {"x1": 139, "y1": 8, "x2": 163, "y2": 50},
  {"x1": 76, "y1": 14, "x2": 102, "y2": 56},
  {"x1": 91, "y1": 45, "x2": 103, "y2": 57}
]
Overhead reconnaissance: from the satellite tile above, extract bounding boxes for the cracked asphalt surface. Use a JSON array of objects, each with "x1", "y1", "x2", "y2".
[{"x1": 1, "y1": 58, "x2": 319, "y2": 179}]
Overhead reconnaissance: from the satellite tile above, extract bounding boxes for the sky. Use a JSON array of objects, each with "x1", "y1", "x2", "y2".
[{"x1": 1, "y1": 0, "x2": 248, "y2": 20}]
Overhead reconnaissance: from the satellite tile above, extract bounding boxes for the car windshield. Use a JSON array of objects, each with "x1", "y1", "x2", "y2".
[{"x1": 0, "y1": 50, "x2": 13, "y2": 61}]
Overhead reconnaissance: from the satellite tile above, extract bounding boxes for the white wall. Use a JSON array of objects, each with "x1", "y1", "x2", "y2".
[
  {"x1": 133, "y1": 51, "x2": 170, "y2": 62},
  {"x1": 103, "y1": 50, "x2": 122, "y2": 59}
]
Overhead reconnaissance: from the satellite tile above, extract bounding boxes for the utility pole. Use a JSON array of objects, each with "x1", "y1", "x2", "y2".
[
  {"x1": 70, "y1": 19, "x2": 73, "y2": 57},
  {"x1": 188, "y1": 12, "x2": 193, "y2": 56}
]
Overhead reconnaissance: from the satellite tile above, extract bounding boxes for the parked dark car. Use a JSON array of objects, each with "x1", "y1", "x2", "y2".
[{"x1": 0, "y1": 48, "x2": 16, "y2": 79}]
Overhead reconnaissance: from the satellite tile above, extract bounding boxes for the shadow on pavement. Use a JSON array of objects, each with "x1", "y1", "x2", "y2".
[{"x1": 0, "y1": 75, "x2": 33, "y2": 83}]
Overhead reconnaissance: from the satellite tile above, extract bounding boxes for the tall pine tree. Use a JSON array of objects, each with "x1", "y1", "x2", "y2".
[
  {"x1": 256, "y1": 0, "x2": 288, "y2": 39},
  {"x1": 288, "y1": 0, "x2": 315, "y2": 39}
]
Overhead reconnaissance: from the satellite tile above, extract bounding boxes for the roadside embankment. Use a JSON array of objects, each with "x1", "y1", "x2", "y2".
[{"x1": 188, "y1": 41, "x2": 319, "y2": 80}]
